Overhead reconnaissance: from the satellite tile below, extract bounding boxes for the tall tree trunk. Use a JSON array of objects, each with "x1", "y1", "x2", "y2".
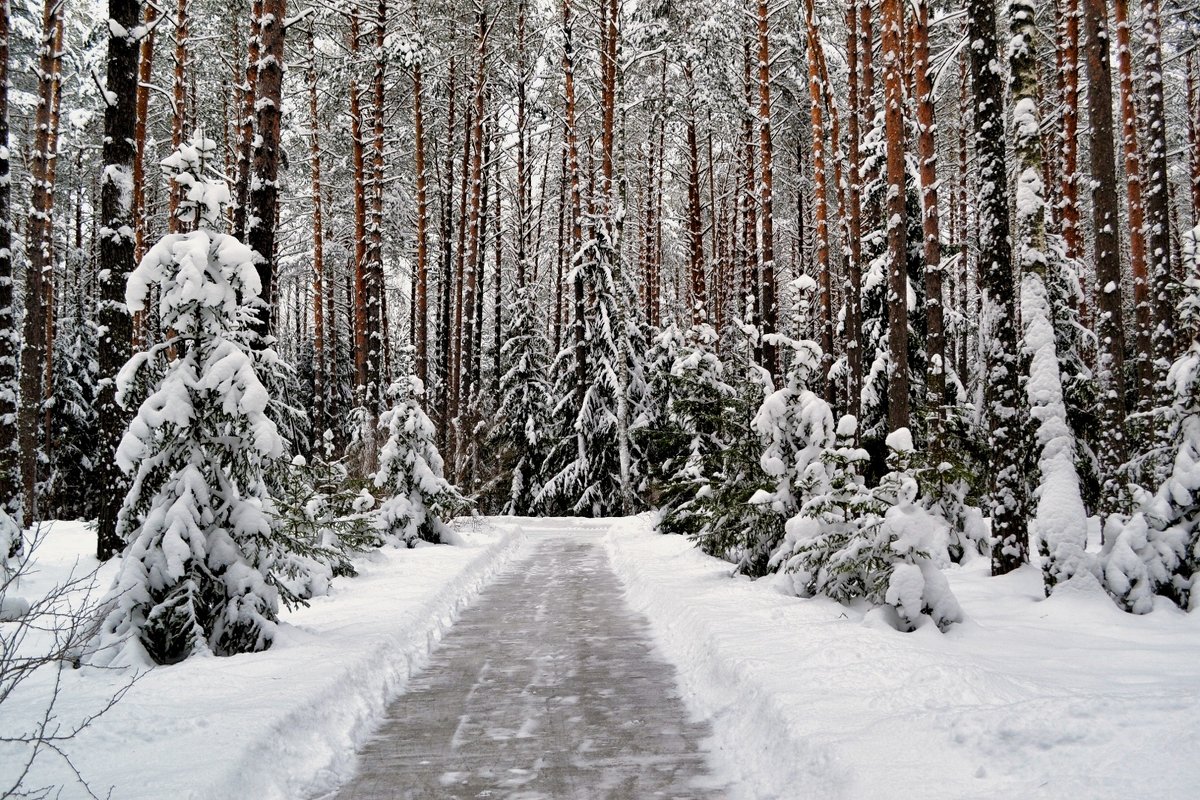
[
  {"x1": 1188, "y1": 55, "x2": 1200, "y2": 224},
  {"x1": 96, "y1": 0, "x2": 139, "y2": 559},
  {"x1": 1113, "y1": 0, "x2": 1151, "y2": 402},
  {"x1": 169, "y1": 0, "x2": 189, "y2": 231},
  {"x1": 20, "y1": 0, "x2": 64, "y2": 519},
  {"x1": 349, "y1": 11, "x2": 369, "y2": 400},
  {"x1": 438, "y1": 58, "x2": 457, "y2": 441},
  {"x1": 368, "y1": 0, "x2": 387, "y2": 401},
  {"x1": 685, "y1": 67, "x2": 706, "y2": 324},
  {"x1": 845, "y1": 0, "x2": 864, "y2": 419},
  {"x1": 755, "y1": 0, "x2": 778, "y2": 379},
  {"x1": 912, "y1": 0, "x2": 944, "y2": 436},
  {"x1": 969, "y1": 0, "x2": 1029, "y2": 575},
  {"x1": 802, "y1": 0, "x2": 831, "y2": 388},
  {"x1": 1059, "y1": 0, "x2": 1084, "y2": 306},
  {"x1": 130, "y1": 1, "x2": 158, "y2": 350},
  {"x1": 308, "y1": 30, "x2": 327, "y2": 435},
  {"x1": 460, "y1": 3, "x2": 487, "y2": 425},
  {"x1": 562, "y1": 0, "x2": 585, "y2": 413},
  {"x1": 881, "y1": 0, "x2": 909, "y2": 432},
  {"x1": 234, "y1": 1, "x2": 261, "y2": 241},
  {"x1": 412, "y1": 4, "x2": 429, "y2": 385},
  {"x1": 247, "y1": 0, "x2": 286, "y2": 340},
  {"x1": 1141, "y1": 0, "x2": 1173, "y2": 367},
  {"x1": 1083, "y1": 0, "x2": 1129, "y2": 498},
  {"x1": 133, "y1": 1, "x2": 157, "y2": 262},
  {"x1": 515, "y1": 0, "x2": 530, "y2": 290},
  {"x1": 0, "y1": 0, "x2": 19, "y2": 530}
]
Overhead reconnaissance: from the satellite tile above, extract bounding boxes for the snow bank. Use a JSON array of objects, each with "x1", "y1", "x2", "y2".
[
  {"x1": 2, "y1": 519, "x2": 524, "y2": 800},
  {"x1": 605, "y1": 515, "x2": 1200, "y2": 799}
]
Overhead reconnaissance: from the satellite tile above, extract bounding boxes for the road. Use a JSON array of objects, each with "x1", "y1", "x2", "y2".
[{"x1": 334, "y1": 523, "x2": 726, "y2": 799}]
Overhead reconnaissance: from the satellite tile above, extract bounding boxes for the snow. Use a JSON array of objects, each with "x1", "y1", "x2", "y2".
[
  {"x1": 2, "y1": 519, "x2": 524, "y2": 799},
  {"x1": 605, "y1": 515, "x2": 1200, "y2": 799}
]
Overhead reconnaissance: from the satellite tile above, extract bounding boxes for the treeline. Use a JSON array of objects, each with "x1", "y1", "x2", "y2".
[{"x1": 0, "y1": 0, "x2": 1198, "y2": 617}]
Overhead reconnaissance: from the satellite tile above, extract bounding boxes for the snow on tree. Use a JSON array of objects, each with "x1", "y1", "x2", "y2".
[
  {"x1": 489, "y1": 284, "x2": 553, "y2": 515},
  {"x1": 1008, "y1": 1, "x2": 1093, "y2": 593},
  {"x1": 1101, "y1": 226, "x2": 1200, "y2": 613},
  {"x1": 773, "y1": 420, "x2": 962, "y2": 631},
  {"x1": 374, "y1": 375, "x2": 465, "y2": 546},
  {"x1": 96, "y1": 133, "x2": 288, "y2": 665},
  {"x1": 653, "y1": 323, "x2": 732, "y2": 537},
  {"x1": 685, "y1": 323, "x2": 776, "y2": 571},
  {"x1": 536, "y1": 208, "x2": 648, "y2": 517}
]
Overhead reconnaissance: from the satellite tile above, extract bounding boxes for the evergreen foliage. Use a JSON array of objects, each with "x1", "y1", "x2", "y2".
[
  {"x1": 98, "y1": 134, "x2": 288, "y2": 664},
  {"x1": 1101, "y1": 226, "x2": 1200, "y2": 612},
  {"x1": 374, "y1": 375, "x2": 465, "y2": 546},
  {"x1": 773, "y1": 421, "x2": 962, "y2": 631}
]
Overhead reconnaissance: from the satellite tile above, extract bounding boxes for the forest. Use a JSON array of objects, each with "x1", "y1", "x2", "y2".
[{"x1": 1, "y1": 0, "x2": 1199, "y2": 667}]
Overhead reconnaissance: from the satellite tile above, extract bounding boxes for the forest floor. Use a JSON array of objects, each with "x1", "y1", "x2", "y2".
[{"x1": 4, "y1": 516, "x2": 1200, "y2": 799}]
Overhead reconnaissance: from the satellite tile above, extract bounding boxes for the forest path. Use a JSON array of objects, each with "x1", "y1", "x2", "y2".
[{"x1": 332, "y1": 521, "x2": 727, "y2": 800}]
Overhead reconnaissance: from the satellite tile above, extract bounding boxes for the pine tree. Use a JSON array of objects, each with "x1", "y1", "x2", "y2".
[
  {"x1": 98, "y1": 134, "x2": 286, "y2": 664},
  {"x1": 374, "y1": 375, "x2": 465, "y2": 546}
]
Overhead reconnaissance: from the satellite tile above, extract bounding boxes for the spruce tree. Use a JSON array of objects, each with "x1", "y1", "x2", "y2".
[
  {"x1": 374, "y1": 375, "x2": 465, "y2": 545},
  {"x1": 1102, "y1": 226, "x2": 1200, "y2": 612},
  {"x1": 98, "y1": 134, "x2": 286, "y2": 664}
]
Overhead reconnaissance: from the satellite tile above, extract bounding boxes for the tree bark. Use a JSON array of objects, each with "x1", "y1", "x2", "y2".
[
  {"x1": 1083, "y1": 0, "x2": 1129, "y2": 494},
  {"x1": 969, "y1": 0, "x2": 1029, "y2": 574},
  {"x1": 881, "y1": 0, "x2": 909, "y2": 432},
  {"x1": 912, "y1": 0, "x2": 944, "y2": 436},
  {"x1": 20, "y1": 0, "x2": 64, "y2": 519},
  {"x1": 1113, "y1": 0, "x2": 1151, "y2": 402},
  {"x1": 96, "y1": 0, "x2": 140, "y2": 559},
  {"x1": 0, "y1": 0, "x2": 19, "y2": 529},
  {"x1": 412, "y1": 4, "x2": 429, "y2": 384},
  {"x1": 308, "y1": 28, "x2": 326, "y2": 434},
  {"x1": 1141, "y1": 0, "x2": 1173, "y2": 368},
  {"x1": 755, "y1": 0, "x2": 778, "y2": 379},
  {"x1": 234, "y1": 1, "x2": 260, "y2": 241},
  {"x1": 247, "y1": 0, "x2": 286, "y2": 340},
  {"x1": 845, "y1": 0, "x2": 863, "y2": 419}
]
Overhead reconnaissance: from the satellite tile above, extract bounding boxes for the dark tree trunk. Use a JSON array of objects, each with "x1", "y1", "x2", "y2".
[
  {"x1": 95, "y1": 0, "x2": 140, "y2": 560},
  {"x1": 969, "y1": 0, "x2": 1029, "y2": 575}
]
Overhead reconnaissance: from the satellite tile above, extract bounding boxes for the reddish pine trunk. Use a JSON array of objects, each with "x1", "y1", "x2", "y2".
[
  {"x1": 1083, "y1": 0, "x2": 1129, "y2": 484},
  {"x1": 1114, "y1": 0, "x2": 1151, "y2": 402},
  {"x1": 912, "y1": 0, "x2": 944, "y2": 431},
  {"x1": 881, "y1": 0, "x2": 909, "y2": 432}
]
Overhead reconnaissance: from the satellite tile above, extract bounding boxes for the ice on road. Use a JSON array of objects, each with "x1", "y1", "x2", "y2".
[{"x1": 335, "y1": 523, "x2": 726, "y2": 799}]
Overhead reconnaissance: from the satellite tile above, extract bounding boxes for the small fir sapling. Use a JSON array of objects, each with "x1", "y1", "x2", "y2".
[{"x1": 374, "y1": 375, "x2": 466, "y2": 546}]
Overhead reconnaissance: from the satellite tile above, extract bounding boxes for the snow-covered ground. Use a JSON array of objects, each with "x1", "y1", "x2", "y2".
[
  {"x1": 7, "y1": 516, "x2": 1199, "y2": 799},
  {"x1": 1, "y1": 518, "x2": 524, "y2": 800},
  {"x1": 606, "y1": 514, "x2": 1200, "y2": 799}
]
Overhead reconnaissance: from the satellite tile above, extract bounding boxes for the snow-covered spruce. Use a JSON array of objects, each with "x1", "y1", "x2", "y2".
[
  {"x1": 489, "y1": 284, "x2": 553, "y2": 515},
  {"x1": 1101, "y1": 225, "x2": 1200, "y2": 613},
  {"x1": 652, "y1": 323, "x2": 731, "y2": 537},
  {"x1": 373, "y1": 375, "x2": 465, "y2": 546},
  {"x1": 773, "y1": 421, "x2": 962, "y2": 631},
  {"x1": 96, "y1": 134, "x2": 288, "y2": 665}
]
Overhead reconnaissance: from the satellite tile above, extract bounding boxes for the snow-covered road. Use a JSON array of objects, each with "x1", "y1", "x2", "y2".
[{"x1": 334, "y1": 522, "x2": 726, "y2": 800}]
